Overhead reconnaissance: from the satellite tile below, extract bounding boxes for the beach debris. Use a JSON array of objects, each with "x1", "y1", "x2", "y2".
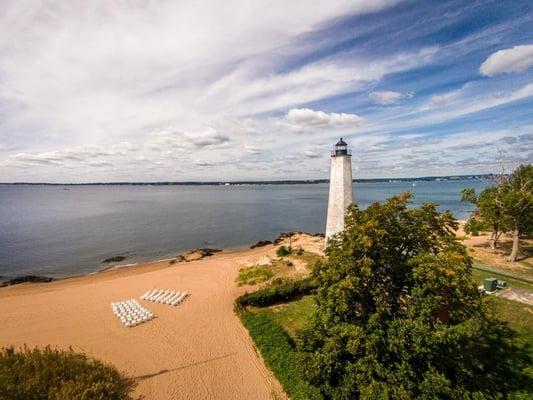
[
  {"x1": 111, "y1": 299, "x2": 154, "y2": 327},
  {"x1": 250, "y1": 240, "x2": 272, "y2": 249},
  {"x1": 0, "y1": 275, "x2": 55, "y2": 287},
  {"x1": 102, "y1": 255, "x2": 126, "y2": 263},
  {"x1": 141, "y1": 289, "x2": 189, "y2": 306}
]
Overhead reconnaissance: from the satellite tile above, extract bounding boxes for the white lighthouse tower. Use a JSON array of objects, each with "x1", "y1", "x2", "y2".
[{"x1": 326, "y1": 138, "x2": 353, "y2": 241}]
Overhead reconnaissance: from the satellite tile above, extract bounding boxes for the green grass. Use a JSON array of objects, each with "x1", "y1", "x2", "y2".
[
  {"x1": 259, "y1": 296, "x2": 316, "y2": 342},
  {"x1": 236, "y1": 266, "x2": 273, "y2": 286},
  {"x1": 291, "y1": 251, "x2": 325, "y2": 270},
  {"x1": 472, "y1": 268, "x2": 533, "y2": 292},
  {"x1": 491, "y1": 297, "x2": 533, "y2": 352}
]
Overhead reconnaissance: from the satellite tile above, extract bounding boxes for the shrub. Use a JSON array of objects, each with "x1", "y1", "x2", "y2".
[
  {"x1": 0, "y1": 346, "x2": 135, "y2": 400},
  {"x1": 276, "y1": 245, "x2": 291, "y2": 257},
  {"x1": 236, "y1": 277, "x2": 317, "y2": 309},
  {"x1": 236, "y1": 266, "x2": 273, "y2": 286}
]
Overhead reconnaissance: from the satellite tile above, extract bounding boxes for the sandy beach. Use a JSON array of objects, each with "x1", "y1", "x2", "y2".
[{"x1": 0, "y1": 242, "x2": 307, "y2": 400}]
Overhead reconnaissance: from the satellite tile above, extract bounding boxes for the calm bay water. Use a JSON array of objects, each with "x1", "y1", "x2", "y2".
[{"x1": 0, "y1": 180, "x2": 488, "y2": 279}]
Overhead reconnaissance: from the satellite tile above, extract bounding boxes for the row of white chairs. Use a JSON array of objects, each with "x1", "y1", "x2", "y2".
[
  {"x1": 111, "y1": 299, "x2": 154, "y2": 327},
  {"x1": 141, "y1": 289, "x2": 188, "y2": 306}
]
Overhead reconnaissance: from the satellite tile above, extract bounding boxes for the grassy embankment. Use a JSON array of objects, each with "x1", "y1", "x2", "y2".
[
  {"x1": 236, "y1": 249, "x2": 323, "y2": 286},
  {"x1": 235, "y1": 278, "x2": 321, "y2": 400}
]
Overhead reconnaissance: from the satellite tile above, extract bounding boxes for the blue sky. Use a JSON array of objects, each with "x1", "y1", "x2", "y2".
[{"x1": 0, "y1": 0, "x2": 532, "y2": 182}]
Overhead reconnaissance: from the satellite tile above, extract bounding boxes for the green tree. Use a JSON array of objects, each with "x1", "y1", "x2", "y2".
[
  {"x1": 299, "y1": 193, "x2": 530, "y2": 399},
  {"x1": 461, "y1": 186, "x2": 511, "y2": 248},
  {"x1": 498, "y1": 164, "x2": 533, "y2": 262}
]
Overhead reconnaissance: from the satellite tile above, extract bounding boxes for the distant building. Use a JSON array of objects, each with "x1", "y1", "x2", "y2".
[{"x1": 326, "y1": 138, "x2": 353, "y2": 241}]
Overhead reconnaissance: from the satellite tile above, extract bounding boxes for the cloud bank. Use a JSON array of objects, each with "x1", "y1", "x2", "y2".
[{"x1": 0, "y1": 0, "x2": 532, "y2": 181}]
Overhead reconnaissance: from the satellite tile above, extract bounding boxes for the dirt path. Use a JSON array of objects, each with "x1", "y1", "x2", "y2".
[
  {"x1": 0, "y1": 248, "x2": 287, "y2": 400},
  {"x1": 494, "y1": 288, "x2": 533, "y2": 306}
]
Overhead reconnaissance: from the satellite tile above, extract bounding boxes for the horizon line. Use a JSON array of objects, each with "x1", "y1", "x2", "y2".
[{"x1": 0, "y1": 173, "x2": 497, "y2": 185}]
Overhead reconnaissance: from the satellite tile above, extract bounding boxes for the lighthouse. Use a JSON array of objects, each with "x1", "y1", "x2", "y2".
[{"x1": 326, "y1": 138, "x2": 353, "y2": 241}]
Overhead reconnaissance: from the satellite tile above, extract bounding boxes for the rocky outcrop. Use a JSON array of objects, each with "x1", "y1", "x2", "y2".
[
  {"x1": 102, "y1": 255, "x2": 126, "y2": 263},
  {"x1": 176, "y1": 248, "x2": 222, "y2": 262},
  {"x1": 250, "y1": 240, "x2": 272, "y2": 249},
  {"x1": 1, "y1": 275, "x2": 55, "y2": 287}
]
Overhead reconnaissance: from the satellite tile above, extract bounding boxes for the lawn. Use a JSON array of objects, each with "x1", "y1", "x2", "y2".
[
  {"x1": 492, "y1": 296, "x2": 533, "y2": 352},
  {"x1": 260, "y1": 296, "x2": 316, "y2": 342}
]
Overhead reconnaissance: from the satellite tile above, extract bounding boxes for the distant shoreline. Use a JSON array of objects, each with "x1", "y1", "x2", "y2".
[{"x1": 0, "y1": 174, "x2": 495, "y2": 186}]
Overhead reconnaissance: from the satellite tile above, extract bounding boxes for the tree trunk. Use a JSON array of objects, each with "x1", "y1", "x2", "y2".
[
  {"x1": 490, "y1": 231, "x2": 497, "y2": 250},
  {"x1": 508, "y1": 222, "x2": 520, "y2": 262}
]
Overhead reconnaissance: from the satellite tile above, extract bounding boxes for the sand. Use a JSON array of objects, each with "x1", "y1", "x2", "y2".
[
  {"x1": 457, "y1": 221, "x2": 533, "y2": 277},
  {"x1": 0, "y1": 244, "x2": 299, "y2": 400}
]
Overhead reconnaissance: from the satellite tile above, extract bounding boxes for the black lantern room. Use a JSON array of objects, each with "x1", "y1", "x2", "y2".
[{"x1": 332, "y1": 138, "x2": 350, "y2": 157}]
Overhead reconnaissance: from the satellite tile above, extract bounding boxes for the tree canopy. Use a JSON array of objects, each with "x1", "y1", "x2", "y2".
[
  {"x1": 300, "y1": 193, "x2": 531, "y2": 399},
  {"x1": 461, "y1": 186, "x2": 512, "y2": 248},
  {"x1": 462, "y1": 164, "x2": 532, "y2": 261},
  {"x1": 498, "y1": 164, "x2": 533, "y2": 261}
]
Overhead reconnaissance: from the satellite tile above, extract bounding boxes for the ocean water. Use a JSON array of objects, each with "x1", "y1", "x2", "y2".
[{"x1": 0, "y1": 180, "x2": 488, "y2": 279}]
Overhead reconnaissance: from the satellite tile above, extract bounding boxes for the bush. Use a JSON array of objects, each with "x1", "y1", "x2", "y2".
[
  {"x1": 276, "y1": 245, "x2": 291, "y2": 257},
  {"x1": 236, "y1": 266, "x2": 273, "y2": 286},
  {"x1": 0, "y1": 346, "x2": 135, "y2": 400},
  {"x1": 236, "y1": 277, "x2": 317, "y2": 309}
]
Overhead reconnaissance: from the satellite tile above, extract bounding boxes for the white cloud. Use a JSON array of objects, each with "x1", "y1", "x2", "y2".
[
  {"x1": 183, "y1": 128, "x2": 230, "y2": 149},
  {"x1": 281, "y1": 108, "x2": 364, "y2": 133},
  {"x1": 428, "y1": 89, "x2": 462, "y2": 107},
  {"x1": 303, "y1": 150, "x2": 321, "y2": 158},
  {"x1": 1, "y1": 142, "x2": 136, "y2": 168},
  {"x1": 479, "y1": 44, "x2": 533, "y2": 76},
  {"x1": 244, "y1": 144, "x2": 262, "y2": 155},
  {"x1": 369, "y1": 91, "x2": 403, "y2": 104}
]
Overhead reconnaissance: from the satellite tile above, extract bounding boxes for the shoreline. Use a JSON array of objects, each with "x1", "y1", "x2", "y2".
[
  {"x1": 0, "y1": 243, "x2": 255, "y2": 287},
  {"x1": 0, "y1": 232, "x2": 323, "y2": 287}
]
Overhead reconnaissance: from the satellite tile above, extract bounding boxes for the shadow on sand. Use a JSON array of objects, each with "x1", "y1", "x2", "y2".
[{"x1": 135, "y1": 352, "x2": 238, "y2": 381}]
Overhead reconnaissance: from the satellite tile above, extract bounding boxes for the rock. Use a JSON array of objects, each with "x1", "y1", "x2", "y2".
[
  {"x1": 1, "y1": 275, "x2": 55, "y2": 287},
  {"x1": 273, "y1": 232, "x2": 300, "y2": 244},
  {"x1": 250, "y1": 240, "x2": 272, "y2": 249},
  {"x1": 102, "y1": 255, "x2": 126, "y2": 263},
  {"x1": 255, "y1": 256, "x2": 273, "y2": 266},
  {"x1": 178, "y1": 248, "x2": 222, "y2": 262}
]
